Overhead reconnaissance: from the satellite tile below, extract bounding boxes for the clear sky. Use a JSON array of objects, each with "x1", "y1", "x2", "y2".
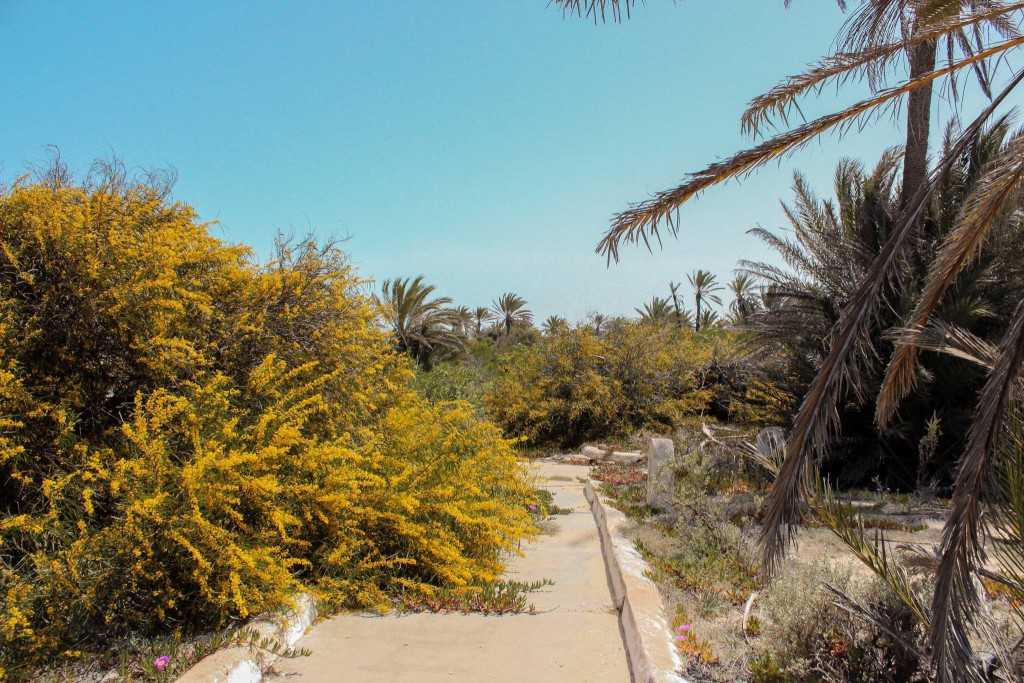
[{"x1": 0, "y1": 1, "x2": 1004, "y2": 321}]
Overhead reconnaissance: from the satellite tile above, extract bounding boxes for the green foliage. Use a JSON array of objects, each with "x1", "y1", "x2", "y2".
[
  {"x1": 31, "y1": 626, "x2": 309, "y2": 682},
  {"x1": 483, "y1": 322, "x2": 785, "y2": 447},
  {"x1": 490, "y1": 292, "x2": 532, "y2": 336},
  {"x1": 0, "y1": 171, "x2": 535, "y2": 678},
  {"x1": 378, "y1": 275, "x2": 466, "y2": 369},
  {"x1": 412, "y1": 360, "x2": 486, "y2": 408}
]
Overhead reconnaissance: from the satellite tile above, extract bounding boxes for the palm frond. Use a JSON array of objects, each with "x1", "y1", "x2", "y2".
[
  {"x1": 930, "y1": 299, "x2": 1024, "y2": 679},
  {"x1": 748, "y1": 432, "x2": 932, "y2": 627},
  {"x1": 879, "y1": 124, "x2": 1024, "y2": 425},
  {"x1": 597, "y1": 34, "x2": 1024, "y2": 263},
  {"x1": 551, "y1": 0, "x2": 644, "y2": 23},
  {"x1": 888, "y1": 319, "x2": 999, "y2": 369},
  {"x1": 759, "y1": 66, "x2": 1024, "y2": 575},
  {"x1": 748, "y1": 0, "x2": 1024, "y2": 138}
]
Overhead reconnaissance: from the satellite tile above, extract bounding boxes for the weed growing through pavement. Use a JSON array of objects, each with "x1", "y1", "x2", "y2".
[{"x1": 393, "y1": 579, "x2": 555, "y2": 615}]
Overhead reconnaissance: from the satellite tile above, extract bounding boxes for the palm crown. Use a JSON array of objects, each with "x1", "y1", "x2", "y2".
[
  {"x1": 491, "y1": 292, "x2": 533, "y2": 336},
  {"x1": 379, "y1": 276, "x2": 465, "y2": 367}
]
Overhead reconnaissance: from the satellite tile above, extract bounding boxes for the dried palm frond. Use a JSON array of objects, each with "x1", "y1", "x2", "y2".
[
  {"x1": 887, "y1": 319, "x2": 999, "y2": 369},
  {"x1": 925, "y1": 301, "x2": 1024, "y2": 678},
  {"x1": 551, "y1": 0, "x2": 644, "y2": 23},
  {"x1": 597, "y1": 36, "x2": 1024, "y2": 263},
  {"x1": 743, "y1": 3, "x2": 1024, "y2": 139}
]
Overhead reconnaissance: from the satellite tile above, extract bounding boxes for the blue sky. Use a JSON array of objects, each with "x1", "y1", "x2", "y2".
[{"x1": 0, "y1": 1, "x2": 1003, "y2": 320}]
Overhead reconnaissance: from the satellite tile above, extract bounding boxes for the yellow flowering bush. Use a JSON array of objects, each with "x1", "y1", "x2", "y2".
[
  {"x1": 0, "y1": 171, "x2": 534, "y2": 677},
  {"x1": 484, "y1": 322, "x2": 784, "y2": 447}
]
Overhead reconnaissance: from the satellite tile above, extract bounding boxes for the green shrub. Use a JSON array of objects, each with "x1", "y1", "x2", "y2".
[{"x1": 413, "y1": 360, "x2": 486, "y2": 409}]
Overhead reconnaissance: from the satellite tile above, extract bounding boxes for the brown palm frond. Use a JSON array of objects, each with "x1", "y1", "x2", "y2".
[
  {"x1": 744, "y1": 3, "x2": 1024, "y2": 138},
  {"x1": 888, "y1": 319, "x2": 999, "y2": 369},
  {"x1": 930, "y1": 299, "x2": 1024, "y2": 679},
  {"x1": 878, "y1": 120, "x2": 1024, "y2": 426},
  {"x1": 551, "y1": 0, "x2": 644, "y2": 23},
  {"x1": 985, "y1": 410, "x2": 1024, "y2": 629},
  {"x1": 896, "y1": 541, "x2": 944, "y2": 576},
  {"x1": 758, "y1": 67, "x2": 1024, "y2": 576},
  {"x1": 757, "y1": 203, "x2": 927, "y2": 572},
  {"x1": 597, "y1": 35, "x2": 1024, "y2": 264}
]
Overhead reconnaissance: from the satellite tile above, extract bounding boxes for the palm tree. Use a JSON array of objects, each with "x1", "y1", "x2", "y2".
[
  {"x1": 452, "y1": 305, "x2": 474, "y2": 338},
  {"x1": 635, "y1": 296, "x2": 674, "y2": 324},
  {"x1": 687, "y1": 269, "x2": 723, "y2": 332},
  {"x1": 746, "y1": 128, "x2": 1024, "y2": 677},
  {"x1": 589, "y1": 312, "x2": 609, "y2": 336},
  {"x1": 744, "y1": 152, "x2": 901, "y2": 364},
  {"x1": 583, "y1": 2, "x2": 1019, "y2": 262},
  {"x1": 541, "y1": 315, "x2": 569, "y2": 335},
  {"x1": 667, "y1": 281, "x2": 692, "y2": 330},
  {"x1": 472, "y1": 306, "x2": 494, "y2": 337},
  {"x1": 379, "y1": 276, "x2": 465, "y2": 368},
  {"x1": 555, "y1": 4, "x2": 1024, "y2": 674},
  {"x1": 744, "y1": 152, "x2": 906, "y2": 474},
  {"x1": 696, "y1": 308, "x2": 720, "y2": 331},
  {"x1": 727, "y1": 273, "x2": 759, "y2": 325},
  {"x1": 491, "y1": 292, "x2": 533, "y2": 336}
]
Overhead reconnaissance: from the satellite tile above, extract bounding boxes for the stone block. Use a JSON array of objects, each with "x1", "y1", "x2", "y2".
[{"x1": 607, "y1": 451, "x2": 644, "y2": 464}]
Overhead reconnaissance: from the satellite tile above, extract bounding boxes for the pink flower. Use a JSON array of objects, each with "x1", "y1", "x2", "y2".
[
  {"x1": 676, "y1": 635, "x2": 685, "y2": 641},
  {"x1": 528, "y1": 504, "x2": 537, "y2": 511},
  {"x1": 678, "y1": 624, "x2": 691, "y2": 632},
  {"x1": 154, "y1": 656, "x2": 170, "y2": 671}
]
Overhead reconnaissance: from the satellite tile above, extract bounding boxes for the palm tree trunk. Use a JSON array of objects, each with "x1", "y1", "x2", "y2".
[
  {"x1": 900, "y1": 36, "x2": 937, "y2": 212},
  {"x1": 695, "y1": 295, "x2": 702, "y2": 333},
  {"x1": 670, "y1": 282, "x2": 682, "y2": 330}
]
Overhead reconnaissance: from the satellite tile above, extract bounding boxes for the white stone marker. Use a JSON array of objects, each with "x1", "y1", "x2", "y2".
[{"x1": 647, "y1": 437, "x2": 675, "y2": 513}]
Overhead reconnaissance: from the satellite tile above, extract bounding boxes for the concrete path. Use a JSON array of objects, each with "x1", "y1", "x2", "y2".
[{"x1": 269, "y1": 462, "x2": 630, "y2": 682}]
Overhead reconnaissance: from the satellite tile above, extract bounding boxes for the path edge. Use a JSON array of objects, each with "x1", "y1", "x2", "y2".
[
  {"x1": 585, "y1": 479, "x2": 688, "y2": 683},
  {"x1": 174, "y1": 593, "x2": 317, "y2": 683}
]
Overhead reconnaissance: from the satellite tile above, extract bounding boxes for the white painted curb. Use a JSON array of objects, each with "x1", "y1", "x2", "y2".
[
  {"x1": 585, "y1": 479, "x2": 689, "y2": 683},
  {"x1": 175, "y1": 593, "x2": 317, "y2": 683}
]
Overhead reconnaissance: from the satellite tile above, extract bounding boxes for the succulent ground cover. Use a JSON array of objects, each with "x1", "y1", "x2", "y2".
[{"x1": 591, "y1": 433, "x2": 1014, "y2": 683}]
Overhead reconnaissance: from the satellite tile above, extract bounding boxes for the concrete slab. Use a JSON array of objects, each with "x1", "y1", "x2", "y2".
[{"x1": 269, "y1": 462, "x2": 630, "y2": 683}]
